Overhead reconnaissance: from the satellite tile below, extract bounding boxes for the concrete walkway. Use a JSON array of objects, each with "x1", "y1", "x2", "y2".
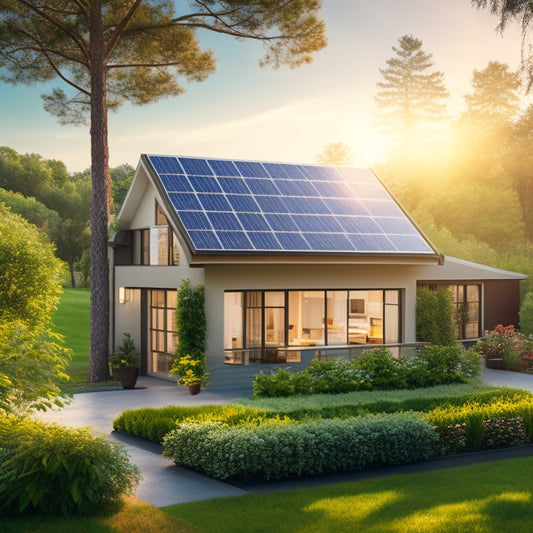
[{"x1": 34, "y1": 368, "x2": 533, "y2": 507}]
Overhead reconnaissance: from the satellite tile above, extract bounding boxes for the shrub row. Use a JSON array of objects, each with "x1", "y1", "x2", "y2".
[
  {"x1": 425, "y1": 393, "x2": 533, "y2": 454},
  {"x1": 253, "y1": 346, "x2": 481, "y2": 397},
  {"x1": 113, "y1": 404, "x2": 279, "y2": 443},
  {"x1": 0, "y1": 416, "x2": 141, "y2": 515},
  {"x1": 112, "y1": 388, "x2": 530, "y2": 444},
  {"x1": 162, "y1": 413, "x2": 439, "y2": 481}
]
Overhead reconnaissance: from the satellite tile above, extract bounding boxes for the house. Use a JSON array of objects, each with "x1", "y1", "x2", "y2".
[{"x1": 109, "y1": 155, "x2": 526, "y2": 385}]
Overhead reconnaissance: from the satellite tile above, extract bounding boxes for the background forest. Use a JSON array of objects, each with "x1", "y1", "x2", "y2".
[
  {"x1": 1, "y1": 35, "x2": 532, "y2": 300},
  {"x1": 321, "y1": 35, "x2": 533, "y2": 301}
]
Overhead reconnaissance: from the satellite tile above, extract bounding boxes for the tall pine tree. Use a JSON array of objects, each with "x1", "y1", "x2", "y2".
[
  {"x1": 0, "y1": 1, "x2": 326, "y2": 382},
  {"x1": 374, "y1": 35, "x2": 449, "y2": 164}
]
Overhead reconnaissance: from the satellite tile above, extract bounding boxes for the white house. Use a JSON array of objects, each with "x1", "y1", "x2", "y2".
[{"x1": 109, "y1": 155, "x2": 526, "y2": 386}]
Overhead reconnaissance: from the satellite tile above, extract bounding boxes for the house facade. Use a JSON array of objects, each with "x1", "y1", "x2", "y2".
[{"x1": 110, "y1": 155, "x2": 526, "y2": 384}]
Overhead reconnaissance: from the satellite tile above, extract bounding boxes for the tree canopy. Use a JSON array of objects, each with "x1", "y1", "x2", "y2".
[
  {"x1": 472, "y1": 0, "x2": 533, "y2": 89},
  {"x1": 0, "y1": 1, "x2": 326, "y2": 382},
  {"x1": 316, "y1": 142, "x2": 355, "y2": 165},
  {"x1": 0, "y1": 204, "x2": 63, "y2": 329}
]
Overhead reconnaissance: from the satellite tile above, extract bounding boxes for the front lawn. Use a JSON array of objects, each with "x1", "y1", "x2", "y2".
[
  {"x1": 168, "y1": 456, "x2": 533, "y2": 533},
  {"x1": 2, "y1": 457, "x2": 533, "y2": 532},
  {"x1": 52, "y1": 288, "x2": 90, "y2": 384}
]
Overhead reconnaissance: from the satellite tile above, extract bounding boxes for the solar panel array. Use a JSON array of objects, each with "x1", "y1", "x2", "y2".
[{"x1": 146, "y1": 155, "x2": 435, "y2": 255}]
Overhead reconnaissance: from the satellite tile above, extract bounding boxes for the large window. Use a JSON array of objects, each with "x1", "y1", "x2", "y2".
[
  {"x1": 224, "y1": 289, "x2": 402, "y2": 362},
  {"x1": 149, "y1": 289, "x2": 177, "y2": 375},
  {"x1": 133, "y1": 202, "x2": 180, "y2": 266},
  {"x1": 452, "y1": 284, "x2": 481, "y2": 339},
  {"x1": 419, "y1": 283, "x2": 481, "y2": 340}
]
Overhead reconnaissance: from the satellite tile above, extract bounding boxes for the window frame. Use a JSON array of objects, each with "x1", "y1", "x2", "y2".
[{"x1": 224, "y1": 288, "x2": 403, "y2": 356}]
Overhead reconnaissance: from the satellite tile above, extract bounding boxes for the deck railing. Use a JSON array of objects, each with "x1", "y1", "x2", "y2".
[{"x1": 224, "y1": 342, "x2": 429, "y2": 366}]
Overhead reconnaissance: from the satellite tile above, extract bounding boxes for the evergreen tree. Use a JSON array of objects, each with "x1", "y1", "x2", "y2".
[
  {"x1": 374, "y1": 35, "x2": 449, "y2": 164},
  {"x1": 451, "y1": 61, "x2": 521, "y2": 182},
  {"x1": 316, "y1": 142, "x2": 355, "y2": 165},
  {"x1": 0, "y1": 1, "x2": 326, "y2": 382}
]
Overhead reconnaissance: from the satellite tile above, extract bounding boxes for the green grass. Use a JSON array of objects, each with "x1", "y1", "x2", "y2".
[
  {"x1": 52, "y1": 288, "x2": 90, "y2": 385},
  {"x1": 237, "y1": 380, "x2": 492, "y2": 411},
  {"x1": 167, "y1": 456, "x2": 533, "y2": 533},
  {"x1": 2, "y1": 457, "x2": 533, "y2": 532}
]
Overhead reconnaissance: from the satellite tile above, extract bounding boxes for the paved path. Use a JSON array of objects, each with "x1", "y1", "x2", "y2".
[{"x1": 34, "y1": 368, "x2": 533, "y2": 507}]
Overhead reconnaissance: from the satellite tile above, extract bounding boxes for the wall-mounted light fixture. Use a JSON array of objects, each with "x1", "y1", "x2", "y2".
[{"x1": 119, "y1": 286, "x2": 129, "y2": 304}]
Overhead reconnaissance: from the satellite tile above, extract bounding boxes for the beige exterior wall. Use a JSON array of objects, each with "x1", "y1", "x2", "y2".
[
  {"x1": 203, "y1": 262, "x2": 421, "y2": 361},
  {"x1": 111, "y1": 173, "x2": 204, "y2": 352}
]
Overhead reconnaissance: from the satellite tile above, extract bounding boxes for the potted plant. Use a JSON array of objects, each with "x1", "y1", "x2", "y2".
[
  {"x1": 170, "y1": 353, "x2": 209, "y2": 395},
  {"x1": 109, "y1": 333, "x2": 140, "y2": 389}
]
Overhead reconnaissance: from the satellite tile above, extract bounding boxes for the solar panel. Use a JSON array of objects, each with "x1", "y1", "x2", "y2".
[
  {"x1": 207, "y1": 212, "x2": 242, "y2": 231},
  {"x1": 146, "y1": 154, "x2": 436, "y2": 255},
  {"x1": 237, "y1": 212, "x2": 271, "y2": 231},
  {"x1": 178, "y1": 157, "x2": 213, "y2": 176},
  {"x1": 160, "y1": 174, "x2": 192, "y2": 192},
  {"x1": 217, "y1": 177, "x2": 250, "y2": 194},
  {"x1": 188, "y1": 175, "x2": 223, "y2": 193},
  {"x1": 244, "y1": 178, "x2": 280, "y2": 196},
  {"x1": 208, "y1": 159, "x2": 241, "y2": 177},
  {"x1": 247, "y1": 232, "x2": 282, "y2": 250}
]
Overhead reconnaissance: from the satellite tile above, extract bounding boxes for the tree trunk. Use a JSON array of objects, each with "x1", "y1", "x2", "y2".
[{"x1": 89, "y1": 2, "x2": 111, "y2": 382}]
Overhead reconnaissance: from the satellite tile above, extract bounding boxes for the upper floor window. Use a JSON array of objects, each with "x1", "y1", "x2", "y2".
[{"x1": 134, "y1": 201, "x2": 180, "y2": 265}]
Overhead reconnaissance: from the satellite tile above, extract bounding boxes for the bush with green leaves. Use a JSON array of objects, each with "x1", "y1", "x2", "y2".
[
  {"x1": 0, "y1": 416, "x2": 141, "y2": 515},
  {"x1": 0, "y1": 204, "x2": 63, "y2": 329},
  {"x1": 162, "y1": 413, "x2": 438, "y2": 481},
  {"x1": 170, "y1": 280, "x2": 207, "y2": 385},
  {"x1": 416, "y1": 287, "x2": 456, "y2": 345},
  {"x1": 112, "y1": 387, "x2": 531, "y2": 444},
  {"x1": 0, "y1": 321, "x2": 71, "y2": 415},
  {"x1": 253, "y1": 346, "x2": 481, "y2": 398}
]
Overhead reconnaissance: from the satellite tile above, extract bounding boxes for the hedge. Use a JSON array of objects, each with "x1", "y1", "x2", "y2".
[
  {"x1": 112, "y1": 388, "x2": 531, "y2": 444},
  {"x1": 253, "y1": 346, "x2": 481, "y2": 397},
  {"x1": 113, "y1": 405, "x2": 279, "y2": 443},
  {"x1": 162, "y1": 413, "x2": 439, "y2": 481}
]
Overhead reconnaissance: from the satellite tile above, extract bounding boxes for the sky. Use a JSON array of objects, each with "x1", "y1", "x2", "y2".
[{"x1": 0, "y1": 0, "x2": 529, "y2": 173}]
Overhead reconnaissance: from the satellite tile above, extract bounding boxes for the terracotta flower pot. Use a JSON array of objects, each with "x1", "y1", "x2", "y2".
[{"x1": 187, "y1": 382, "x2": 201, "y2": 395}]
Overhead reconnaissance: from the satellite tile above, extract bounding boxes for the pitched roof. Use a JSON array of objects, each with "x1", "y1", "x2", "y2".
[{"x1": 142, "y1": 154, "x2": 440, "y2": 259}]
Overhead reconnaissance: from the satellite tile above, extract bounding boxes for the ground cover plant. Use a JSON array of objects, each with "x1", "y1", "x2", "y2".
[{"x1": 167, "y1": 456, "x2": 533, "y2": 533}]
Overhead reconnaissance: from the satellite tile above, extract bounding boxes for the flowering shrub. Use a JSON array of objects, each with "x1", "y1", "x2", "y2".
[
  {"x1": 482, "y1": 417, "x2": 528, "y2": 449},
  {"x1": 476, "y1": 324, "x2": 533, "y2": 371},
  {"x1": 170, "y1": 353, "x2": 209, "y2": 386},
  {"x1": 426, "y1": 393, "x2": 533, "y2": 451}
]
